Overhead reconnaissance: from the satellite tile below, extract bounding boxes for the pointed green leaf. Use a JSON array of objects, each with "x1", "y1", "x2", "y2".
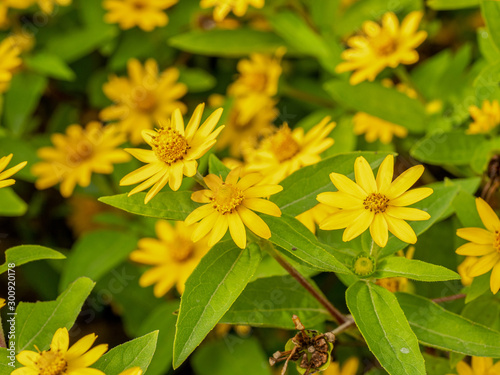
[
  {"x1": 466, "y1": 272, "x2": 492, "y2": 303},
  {"x1": 0, "y1": 188, "x2": 27, "y2": 217},
  {"x1": 173, "y1": 241, "x2": 262, "y2": 368},
  {"x1": 346, "y1": 281, "x2": 425, "y2": 375},
  {"x1": 24, "y1": 53, "x2": 76, "y2": 81},
  {"x1": 0, "y1": 245, "x2": 65, "y2": 274},
  {"x1": 178, "y1": 67, "x2": 216, "y2": 93},
  {"x1": 481, "y1": 0, "x2": 500, "y2": 51},
  {"x1": 373, "y1": 257, "x2": 460, "y2": 282}
]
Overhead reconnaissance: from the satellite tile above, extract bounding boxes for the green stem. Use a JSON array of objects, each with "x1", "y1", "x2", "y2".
[{"x1": 193, "y1": 171, "x2": 208, "y2": 189}]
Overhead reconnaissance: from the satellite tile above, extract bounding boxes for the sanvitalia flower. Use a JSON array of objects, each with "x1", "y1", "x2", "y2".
[
  {"x1": 13, "y1": 327, "x2": 108, "y2": 375},
  {"x1": 449, "y1": 356, "x2": 500, "y2": 375},
  {"x1": 296, "y1": 203, "x2": 339, "y2": 234},
  {"x1": 37, "y1": 0, "x2": 71, "y2": 14},
  {"x1": 353, "y1": 112, "x2": 408, "y2": 144},
  {"x1": 185, "y1": 168, "x2": 282, "y2": 249},
  {"x1": 457, "y1": 256, "x2": 478, "y2": 287},
  {"x1": 244, "y1": 118, "x2": 335, "y2": 184},
  {"x1": 200, "y1": 0, "x2": 264, "y2": 22},
  {"x1": 100, "y1": 58, "x2": 187, "y2": 145},
  {"x1": 317, "y1": 155, "x2": 433, "y2": 247},
  {"x1": 130, "y1": 220, "x2": 210, "y2": 296},
  {"x1": 32, "y1": 122, "x2": 130, "y2": 198},
  {"x1": 467, "y1": 99, "x2": 500, "y2": 134},
  {"x1": 456, "y1": 198, "x2": 500, "y2": 294},
  {"x1": 0, "y1": 37, "x2": 22, "y2": 94},
  {"x1": 0, "y1": 154, "x2": 27, "y2": 188},
  {"x1": 103, "y1": 0, "x2": 178, "y2": 31},
  {"x1": 120, "y1": 104, "x2": 224, "y2": 203},
  {"x1": 336, "y1": 11, "x2": 427, "y2": 85},
  {"x1": 323, "y1": 357, "x2": 359, "y2": 375}
]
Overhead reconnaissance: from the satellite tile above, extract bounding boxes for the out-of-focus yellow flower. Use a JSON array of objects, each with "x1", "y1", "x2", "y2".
[
  {"x1": 456, "y1": 197, "x2": 500, "y2": 294},
  {"x1": 323, "y1": 357, "x2": 359, "y2": 375},
  {"x1": 295, "y1": 203, "x2": 339, "y2": 234},
  {"x1": 318, "y1": 155, "x2": 433, "y2": 247},
  {"x1": 457, "y1": 256, "x2": 478, "y2": 287},
  {"x1": 0, "y1": 0, "x2": 33, "y2": 27},
  {"x1": 467, "y1": 99, "x2": 500, "y2": 134},
  {"x1": 103, "y1": 0, "x2": 178, "y2": 31},
  {"x1": 67, "y1": 195, "x2": 115, "y2": 236},
  {"x1": 0, "y1": 37, "x2": 22, "y2": 93},
  {"x1": 243, "y1": 117, "x2": 335, "y2": 184},
  {"x1": 100, "y1": 58, "x2": 187, "y2": 145},
  {"x1": 37, "y1": 0, "x2": 71, "y2": 14},
  {"x1": 130, "y1": 220, "x2": 210, "y2": 296},
  {"x1": 185, "y1": 168, "x2": 282, "y2": 249},
  {"x1": 376, "y1": 247, "x2": 415, "y2": 292},
  {"x1": 353, "y1": 112, "x2": 408, "y2": 144},
  {"x1": 381, "y1": 78, "x2": 418, "y2": 99},
  {"x1": 13, "y1": 327, "x2": 108, "y2": 375},
  {"x1": 450, "y1": 356, "x2": 500, "y2": 375},
  {"x1": 119, "y1": 368, "x2": 143, "y2": 375},
  {"x1": 0, "y1": 154, "x2": 27, "y2": 188},
  {"x1": 200, "y1": 0, "x2": 264, "y2": 22},
  {"x1": 32, "y1": 122, "x2": 130, "y2": 198},
  {"x1": 336, "y1": 11, "x2": 427, "y2": 85},
  {"x1": 10, "y1": 28, "x2": 35, "y2": 52},
  {"x1": 120, "y1": 104, "x2": 224, "y2": 203}
]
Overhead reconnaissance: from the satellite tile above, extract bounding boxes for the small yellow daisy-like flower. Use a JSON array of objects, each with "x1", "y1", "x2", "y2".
[
  {"x1": 200, "y1": 0, "x2": 265, "y2": 22},
  {"x1": 323, "y1": 357, "x2": 359, "y2": 375},
  {"x1": 449, "y1": 356, "x2": 500, "y2": 375},
  {"x1": 120, "y1": 103, "x2": 224, "y2": 203},
  {"x1": 0, "y1": 154, "x2": 27, "y2": 188},
  {"x1": 103, "y1": 0, "x2": 178, "y2": 31},
  {"x1": 317, "y1": 154, "x2": 433, "y2": 247},
  {"x1": 130, "y1": 220, "x2": 211, "y2": 296},
  {"x1": 467, "y1": 100, "x2": 500, "y2": 134},
  {"x1": 100, "y1": 58, "x2": 187, "y2": 145},
  {"x1": 244, "y1": 118, "x2": 335, "y2": 185},
  {"x1": 0, "y1": 37, "x2": 22, "y2": 94},
  {"x1": 295, "y1": 203, "x2": 339, "y2": 235},
  {"x1": 336, "y1": 11, "x2": 427, "y2": 85},
  {"x1": 12, "y1": 327, "x2": 108, "y2": 375},
  {"x1": 32, "y1": 122, "x2": 130, "y2": 198},
  {"x1": 36, "y1": 0, "x2": 72, "y2": 14},
  {"x1": 353, "y1": 112, "x2": 408, "y2": 144},
  {"x1": 185, "y1": 168, "x2": 282, "y2": 249},
  {"x1": 456, "y1": 197, "x2": 500, "y2": 294}
]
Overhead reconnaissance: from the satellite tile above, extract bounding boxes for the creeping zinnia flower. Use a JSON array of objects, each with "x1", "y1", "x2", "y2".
[
  {"x1": 185, "y1": 168, "x2": 282, "y2": 249},
  {"x1": 336, "y1": 11, "x2": 427, "y2": 85},
  {"x1": 323, "y1": 357, "x2": 359, "y2": 375},
  {"x1": 0, "y1": 37, "x2": 22, "y2": 94},
  {"x1": 200, "y1": 0, "x2": 265, "y2": 22},
  {"x1": 103, "y1": 0, "x2": 178, "y2": 31},
  {"x1": 120, "y1": 104, "x2": 224, "y2": 203},
  {"x1": 32, "y1": 122, "x2": 130, "y2": 198},
  {"x1": 456, "y1": 197, "x2": 500, "y2": 294},
  {"x1": 0, "y1": 154, "x2": 27, "y2": 188},
  {"x1": 100, "y1": 58, "x2": 187, "y2": 145},
  {"x1": 317, "y1": 155, "x2": 433, "y2": 247},
  {"x1": 450, "y1": 356, "x2": 500, "y2": 375},
  {"x1": 467, "y1": 99, "x2": 500, "y2": 134},
  {"x1": 130, "y1": 220, "x2": 210, "y2": 296},
  {"x1": 36, "y1": 0, "x2": 72, "y2": 14},
  {"x1": 13, "y1": 327, "x2": 108, "y2": 375},
  {"x1": 353, "y1": 112, "x2": 408, "y2": 144}
]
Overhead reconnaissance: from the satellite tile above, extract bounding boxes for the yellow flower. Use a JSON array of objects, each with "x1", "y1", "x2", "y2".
[
  {"x1": 0, "y1": 0, "x2": 33, "y2": 27},
  {"x1": 336, "y1": 11, "x2": 427, "y2": 85},
  {"x1": 0, "y1": 37, "x2": 22, "y2": 94},
  {"x1": 467, "y1": 100, "x2": 500, "y2": 134},
  {"x1": 0, "y1": 154, "x2": 27, "y2": 188},
  {"x1": 243, "y1": 118, "x2": 335, "y2": 184},
  {"x1": 456, "y1": 198, "x2": 500, "y2": 294},
  {"x1": 185, "y1": 168, "x2": 282, "y2": 249},
  {"x1": 130, "y1": 220, "x2": 210, "y2": 296},
  {"x1": 36, "y1": 0, "x2": 71, "y2": 14},
  {"x1": 32, "y1": 122, "x2": 130, "y2": 198},
  {"x1": 317, "y1": 155, "x2": 433, "y2": 247},
  {"x1": 200, "y1": 0, "x2": 265, "y2": 22},
  {"x1": 120, "y1": 104, "x2": 224, "y2": 203},
  {"x1": 100, "y1": 58, "x2": 187, "y2": 145},
  {"x1": 13, "y1": 327, "x2": 108, "y2": 375},
  {"x1": 103, "y1": 0, "x2": 178, "y2": 31},
  {"x1": 376, "y1": 247, "x2": 415, "y2": 292},
  {"x1": 457, "y1": 256, "x2": 478, "y2": 287},
  {"x1": 119, "y1": 368, "x2": 143, "y2": 375},
  {"x1": 323, "y1": 357, "x2": 359, "y2": 375},
  {"x1": 0, "y1": 298, "x2": 5, "y2": 309},
  {"x1": 450, "y1": 356, "x2": 500, "y2": 375},
  {"x1": 295, "y1": 203, "x2": 339, "y2": 234},
  {"x1": 381, "y1": 78, "x2": 418, "y2": 99},
  {"x1": 353, "y1": 112, "x2": 408, "y2": 144}
]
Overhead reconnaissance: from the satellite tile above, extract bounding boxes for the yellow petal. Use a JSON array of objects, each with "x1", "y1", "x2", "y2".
[
  {"x1": 243, "y1": 198, "x2": 281, "y2": 217},
  {"x1": 376, "y1": 155, "x2": 394, "y2": 193},
  {"x1": 208, "y1": 214, "x2": 229, "y2": 247},
  {"x1": 456, "y1": 242, "x2": 496, "y2": 256},
  {"x1": 225, "y1": 168, "x2": 240, "y2": 185},
  {"x1": 120, "y1": 163, "x2": 165, "y2": 186},
  {"x1": 354, "y1": 156, "x2": 377, "y2": 194},
  {"x1": 16, "y1": 351, "x2": 39, "y2": 367},
  {"x1": 168, "y1": 161, "x2": 184, "y2": 191},
  {"x1": 191, "y1": 190, "x2": 211, "y2": 203},
  {"x1": 385, "y1": 165, "x2": 424, "y2": 199},
  {"x1": 456, "y1": 361, "x2": 474, "y2": 375},
  {"x1": 11, "y1": 368, "x2": 38, "y2": 375},
  {"x1": 237, "y1": 206, "x2": 271, "y2": 239},
  {"x1": 51, "y1": 327, "x2": 69, "y2": 353},
  {"x1": 384, "y1": 214, "x2": 417, "y2": 244},
  {"x1": 469, "y1": 252, "x2": 500, "y2": 277},
  {"x1": 329, "y1": 172, "x2": 367, "y2": 199},
  {"x1": 341, "y1": 357, "x2": 360, "y2": 375},
  {"x1": 192, "y1": 211, "x2": 219, "y2": 242},
  {"x1": 490, "y1": 262, "x2": 500, "y2": 294},
  {"x1": 316, "y1": 191, "x2": 364, "y2": 209},
  {"x1": 185, "y1": 204, "x2": 214, "y2": 225},
  {"x1": 228, "y1": 213, "x2": 246, "y2": 249},
  {"x1": 320, "y1": 209, "x2": 364, "y2": 230},
  {"x1": 456, "y1": 227, "x2": 495, "y2": 244},
  {"x1": 389, "y1": 188, "x2": 433, "y2": 206},
  {"x1": 370, "y1": 214, "x2": 389, "y2": 247},
  {"x1": 236, "y1": 173, "x2": 262, "y2": 190},
  {"x1": 0, "y1": 160, "x2": 27, "y2": 181},
  {"x1": 125, "y1": 148, "x2": 157, "y2": 163},
  {"x1": 476, "y1": 197, "x2": 500, "y2": 232},
  {"x1": 145, "y1": 173, "x2": 171, "y2": 203},
  {"x1": 386, "y1": 206, "x2": 430, "y2": 221},
  {"x1": 343, "y1": 209, "x2": 373, "y2": 242},
  {"x1": 66, "y1": 333, "x2": 97, "y2": 361},
  {"x1": 204, "y1": 174, "x2": 223, "y2": 191},
  {"x1": 184, "y1": 103, "x2": 204, "y2": 140},
  {"x1": 68, "y1": 344, "x2": 108, "y2": 368},
  {"x1": 471, "y1": 356, "x2": 493, "y2": 373}
]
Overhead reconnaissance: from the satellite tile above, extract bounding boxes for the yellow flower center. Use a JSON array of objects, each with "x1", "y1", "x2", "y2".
[
  {"x1": 67, "y1": 141, "x2": 93, "y2": 166},
  {"x1": 211, "y1": 183, "x2": 244, "y2": 215},
  {"x1": 241, "y1": 73, "x2": 268, "y2": 93},
  {"x1": 270, "y1": 127, "x2": 300, "y2": 162},
  {"x1": 133, "y1": 89, "x2": 157, "y2": 112},
  {"x1": 37, "y1": 350, "x2": 67, "y2": 375},
  {"x1": 363, "y1": 193, "x2": 389, "y2": 214},
  {"x1": 372, "y1": 32, "x2": 397, "y2": 56},
  {"x1": 152, "y1": 127, "x2": 190, "y2": 165},
  {"x1": 171, "y1": 237, "x2": 195, "y2": 262},
  {"x1": 495, "y1": 231, "x2": 500, "y2": 253},
  {"x1": 353, "y1": 255, "x2": 375, "y2": 277}
]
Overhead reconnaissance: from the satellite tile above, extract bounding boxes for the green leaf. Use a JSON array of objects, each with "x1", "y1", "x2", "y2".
[
  {"x1": 24, "y1": 53, "x2": 76, "y2": 81},
  {"x1": 221, "y1": 275, "x2": 329, "y2": 328},
  {"x1": 461, "y1": 295, "x2": 500, "y2": 332},
  {"x1": 169, "y1": 29, "x2": 286, "y2": 57},
  {"x1": 173, "y1": 241, "x2": 262, "y2": 368},
  {"x1": 466, "y1": 272, "x2": 492, "y2": 303},
  {"x1": 0, "y1": 188, "x2": 27, "y2": 217},
  {"x1": 265, "y1": 214, "x2": 349, "y2": 273},
  {"x1": 99, "y1": 191, "x2": 198, "y2": 220},
  {"x1": 478, "y1": 28, "x2": 500, "y2": 63},
  {"x1": 453, "y1": 190, "x2": 482, "y2": 227},
  {"x1": 208, "y1": 154, "x2": 231, "y2": 179},
  {"x1": 428, "y1": 0, "x2": 479, "y2": 10},
  {"x1": 0, "y1": 347, "x2": 15, "y2": 372},
  {"x1": 410, "y1": 131, "x2": 486, "y2": 165},
  {"x1": 346, "y1": 282, "x2": 425, "y2": 375},
  {"x1": 93, "y1": 331, "x2": 158, "y2": 375},
  {"x1": 397, "y1": 292, "x2": 500, "y2": 357},
  {"x1": 0, "y1": 245, "x2": 65, "y2": 274},
  {"x1": 271, "y1": 151, "x2": 390, "y2": 216},
  {"x1": 481, "y1": 0, "x2": 500, "y2": 51},
  {"x1": 16, "y1": 277, "x2": 95, "y2": 352},
  {"x1": 373, "y1": 257, "x2": 460, "y2": 282},
  {"x1": 178, "y1": 67, "x2": 216, "y2": 93},
  {"x1": 471, "y1": 136, "x2": 500, "y2": 174},
  {"x1": 324, "y1": 80, "x2": 426, "y2": 133},
  {"x1": 0, "y1": 136, "x2": 39, "y2": 182},
  {"x1": 59, "y1": 230, "x2": 139, "y2": 291},
  {"x1": 423, "y1": 353, "x2": 453, "y2": 375}
]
